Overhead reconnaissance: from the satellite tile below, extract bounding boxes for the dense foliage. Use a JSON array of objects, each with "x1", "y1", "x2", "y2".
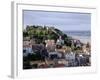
[{"x1": 23, "y1": 25, "x2": 72, "y2": 46}]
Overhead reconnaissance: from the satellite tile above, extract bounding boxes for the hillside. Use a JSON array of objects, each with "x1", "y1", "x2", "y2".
[{"x1": 23, "y1": 25, "x2": 72, "y2": 46}]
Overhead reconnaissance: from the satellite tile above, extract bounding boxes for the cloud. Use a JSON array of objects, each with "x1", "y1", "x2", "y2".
[{"x1": 23, "y1": 10, "x2": 91, "y2": 31}]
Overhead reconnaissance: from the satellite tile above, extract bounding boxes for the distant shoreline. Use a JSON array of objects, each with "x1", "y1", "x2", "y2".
[
  {"x1": 70, "y1": 35, "x2": 91, "y2": 44},
  {"x1": 63, "y1": 31, "x2": 91, "y2": 44}
]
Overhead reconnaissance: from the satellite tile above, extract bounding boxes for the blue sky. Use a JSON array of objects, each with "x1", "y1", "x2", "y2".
[{"x1": 23, "y1": 10, "x2": 91, "y2": 31}]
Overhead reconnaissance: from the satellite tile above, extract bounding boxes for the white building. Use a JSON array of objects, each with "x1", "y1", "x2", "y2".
[{"x1": 65, "y1": 52, "x2": 75, "y2": 61}]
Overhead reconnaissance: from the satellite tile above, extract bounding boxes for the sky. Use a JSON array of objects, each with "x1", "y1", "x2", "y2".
[{"x1": 23, "y1": 10, "x2": 91, "y2": 31}]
